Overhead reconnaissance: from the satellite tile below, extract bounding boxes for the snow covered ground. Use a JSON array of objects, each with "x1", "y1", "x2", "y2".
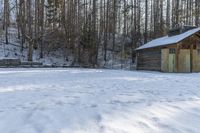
[{"x1": 0, "y1": 68, "x2": 200, "y2": 133}]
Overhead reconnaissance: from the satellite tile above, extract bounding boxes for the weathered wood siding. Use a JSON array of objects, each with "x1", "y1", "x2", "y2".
[{"x1": 137, "y1": 48, "x2": 161, "y2": 71}]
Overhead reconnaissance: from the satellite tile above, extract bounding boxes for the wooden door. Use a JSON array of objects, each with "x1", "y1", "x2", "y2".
[
  {"x1": 169, "y1": 54, "x2": 176, "y2": 72},
  {"x1": 161, "y1": 49, "x2": 169, "y2": 72},
  {"x1": 178, "y1": 50, "x2": 191, "y2": 73},
  {"x1": 192, "y1": 50, "x2": 200, "y2": 72}
]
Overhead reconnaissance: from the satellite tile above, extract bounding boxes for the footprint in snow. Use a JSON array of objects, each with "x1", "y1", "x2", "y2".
[
  {"x1": 29, "y1": 102, "x2": 36, "y2": 105},
  {"x1": 20, "y1": 106, "x2": 29, "y2": 110},
  {"x1": 138, "y1": 121, "x2": 149, "y2": 128},
  {"x1": 90, "y1": 104, "x2": 98, "y2": 108},
  {"x1": 99, "y1": 125, "x2": 105, "y2": 132},
  {"x1": 152, "y1": 117, "x2": 160, "y2": 123},
  {"x1": 55, "y1": 100, "x2": 65, "y2": 106},
  {"x1": 147, "y1": 102, "x2": 152, "y2": 106},
  {"x1": 43, "y1": 94, "x2": 49, "y2": 97},
  {"x1": 11, "y1": 106, "x2": 16, "y2": 110},
  {"x1": 95, "y1": 114, "x2": 102, "y2": 123},
  {"x1": 169, "y1": 105, "x2": 182, "y2": 110},
  {"x1": 179, "y1": 93, "x2": 183, "y2": 96}
]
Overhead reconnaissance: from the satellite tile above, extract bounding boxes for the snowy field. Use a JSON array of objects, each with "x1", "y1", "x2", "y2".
[{"x1": 0, "y1": 68, "x2": 200, "y2": 133}]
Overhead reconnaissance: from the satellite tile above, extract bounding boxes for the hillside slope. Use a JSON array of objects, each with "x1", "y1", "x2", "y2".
[{"x1": 0, "y1": 27, "x2": 133, "y2": 68}]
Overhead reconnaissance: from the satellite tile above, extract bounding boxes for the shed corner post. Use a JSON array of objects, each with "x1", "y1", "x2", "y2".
[
  {"x1": 190, "y1": 43, "x2": 193, "y2": 73},
  {"x1": 176, "y1": 43, "x2": 180, "y2": 73}
]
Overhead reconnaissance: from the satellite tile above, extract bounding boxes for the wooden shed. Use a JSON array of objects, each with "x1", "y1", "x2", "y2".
[{"x1": 136, "y1": 26, "x2": 200, "y2": 73}]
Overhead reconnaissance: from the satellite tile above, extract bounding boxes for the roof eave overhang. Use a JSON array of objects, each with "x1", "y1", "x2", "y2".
[{"x1": 135, "y1": 43, "x2": 178, "y2": 51}]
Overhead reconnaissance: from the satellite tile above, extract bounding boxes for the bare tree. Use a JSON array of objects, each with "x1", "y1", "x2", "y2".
[{"x1": 3, "y1": 0, "x2": 9, "y2": 44}]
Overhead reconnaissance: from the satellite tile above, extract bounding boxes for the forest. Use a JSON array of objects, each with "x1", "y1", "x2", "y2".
[{"x1": 1, "y1": 0, "x2": 200, "y2": 68}]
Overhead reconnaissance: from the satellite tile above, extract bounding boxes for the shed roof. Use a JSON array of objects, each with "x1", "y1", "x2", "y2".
[{"x1": 136, "y1": 27, "x2": 200, "y2": 50}]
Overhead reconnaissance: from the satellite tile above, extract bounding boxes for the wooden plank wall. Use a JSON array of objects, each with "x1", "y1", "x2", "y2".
[{"x1": 137, "y1": 48, "x2": 161, "y2": 71}]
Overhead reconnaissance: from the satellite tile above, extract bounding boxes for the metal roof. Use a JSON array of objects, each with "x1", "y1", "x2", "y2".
[{"x1": 136, "y1": 27, "x2": 200, "y2": 50}]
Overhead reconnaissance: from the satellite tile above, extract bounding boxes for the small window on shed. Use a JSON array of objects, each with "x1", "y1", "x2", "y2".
[
  {"x1": 197, "y1": 44, "x2": 200, "y2": 49},
  {"x1": 198, "y1": 49, "x2": 200, "y2": 55},
  {"x1": 193, "y1": 44, "x2": 197, "y2": 49},
  {"x1": 197, "y1": 44, "x2": 200, "y2": 55},
  {"x1": 169, "y1": 48, "x2": 176, "y2": 54}
]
